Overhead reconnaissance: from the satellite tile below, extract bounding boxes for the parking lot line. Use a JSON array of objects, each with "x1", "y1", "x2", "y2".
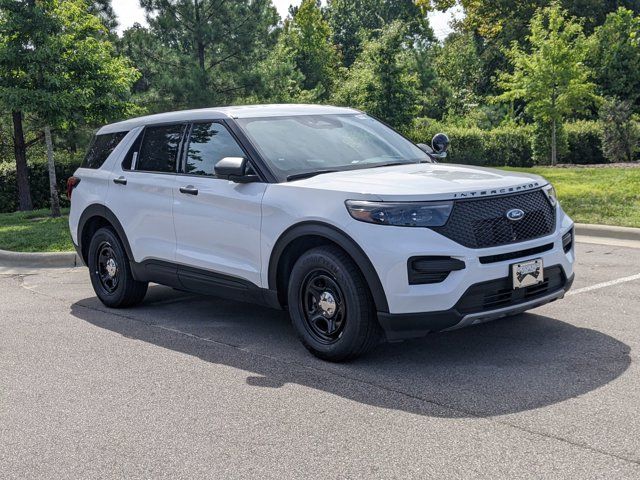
[{"x1": 567, "y1": 272, "x2": 640, "y2": 296}]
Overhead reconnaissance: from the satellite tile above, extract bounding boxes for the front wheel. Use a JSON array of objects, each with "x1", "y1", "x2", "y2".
[
  {"x1": 287, "y1": 246, "x2": 382, "y2": 362},
  {"x1": 87, "y1": 227, "x2": 148, "y2": 308}
]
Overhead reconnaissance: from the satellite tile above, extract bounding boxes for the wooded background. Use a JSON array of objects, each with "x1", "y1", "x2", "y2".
[{"x1": 1, "y1": 0, "x2": 639, "y2": 213}]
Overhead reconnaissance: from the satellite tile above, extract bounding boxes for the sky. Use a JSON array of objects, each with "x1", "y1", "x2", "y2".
[{"x1": 111, "y1": 0, "x2": 461, "y2": 41}]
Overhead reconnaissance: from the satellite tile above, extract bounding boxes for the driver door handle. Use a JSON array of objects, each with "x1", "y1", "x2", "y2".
[
  {"x1": 179, "y1": 185, "x2": 199, "y2": 196},
  {"x1": 113, "y1": 176, "x2": 127, "y2": 185}
]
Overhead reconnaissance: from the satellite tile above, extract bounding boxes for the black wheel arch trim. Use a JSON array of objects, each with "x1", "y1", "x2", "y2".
[
  {"x1": 79, "y1": 211, "x2": 389, "y2": 313},
  {"x1": 77, "y1": 204, "x2": 135, "y2": 264},
  {"x1": 268, "y1": 221, "x2": 390, "y2": 313}
]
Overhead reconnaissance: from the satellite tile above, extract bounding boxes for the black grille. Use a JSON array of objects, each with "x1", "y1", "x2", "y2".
[
  {"x1": 432, "y1": 189, "x2": 556, "y2": 248},
  {"x1": 479, "y1": 243, "x2": 554, "y2": 264},
  {"x1": 456, "y1": 265, "x2": 567, "y2": 315}
]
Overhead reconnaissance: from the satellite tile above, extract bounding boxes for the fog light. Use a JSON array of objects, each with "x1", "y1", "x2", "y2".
[
  {"x1": 562, "y1": 229, "x2": 573, "y2": 253},
  {"x1": 408, "y1": 256, "x2": 466, "y2": 285}
]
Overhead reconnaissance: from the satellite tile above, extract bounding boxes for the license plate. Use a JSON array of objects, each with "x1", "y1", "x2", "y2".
[{"x1": 511, "y1": 258, "x2": 544, "y2": 289}]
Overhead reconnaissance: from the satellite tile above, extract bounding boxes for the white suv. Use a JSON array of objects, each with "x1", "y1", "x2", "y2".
[{"x1": 68, "y1": 104, "x2": 575, "y2": 361}]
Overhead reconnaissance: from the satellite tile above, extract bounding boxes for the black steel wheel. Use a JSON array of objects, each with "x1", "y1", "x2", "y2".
[
  {"x1": 95, "y1": 241, "x2": 120, "y2": 295},
  {"x1": 87, "y1": 227, "x2": 148, "y2": 308},
  {"x1": 288, "y1": 245, "x2": 381, "y2": 362},
  {"x1": 299, "y1": 270, "x2": 347, "y2": 344}
]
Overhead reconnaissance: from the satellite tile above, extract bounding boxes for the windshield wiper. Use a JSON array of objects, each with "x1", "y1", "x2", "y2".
[
  {"x1": 368, "y1": 161, "x2": 414, "y2": 168},
  {"x1": 286, "y1": 170, "x2": 338, "y2": 182}
]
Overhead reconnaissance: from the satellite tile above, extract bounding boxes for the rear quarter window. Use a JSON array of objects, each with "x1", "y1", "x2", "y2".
[
  {"x1": 81, "y1": 131, "x2": 128, "y2": 169},
  {"x1": 135, "y1": 124, "x2": 185, "y2": 173}
]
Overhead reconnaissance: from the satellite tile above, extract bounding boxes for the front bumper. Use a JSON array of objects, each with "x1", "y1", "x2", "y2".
[
  {"x1": 344, "y1": 202, "x2": 575, "y2": 340},
  {"x1": 348, "y1": 203, "x2": 575, "y2": 315},
  {"x1": 378, "y1": 271, "x2": 574, "y2": 341}
]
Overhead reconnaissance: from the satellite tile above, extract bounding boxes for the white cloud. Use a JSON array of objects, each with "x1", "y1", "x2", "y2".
[
  {"x1": 428, "y1": 5, "x2": 463, "y2": 41},
  {"x1": 272, "y1": 0, "x2": 302, "y2": 19},
  {"x1": 112, "y1": 1, "x2": 147, "y2": 33}
]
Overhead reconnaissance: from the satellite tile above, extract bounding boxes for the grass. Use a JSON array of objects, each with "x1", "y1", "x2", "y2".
[
  {"x1": 0, "y1": 166, "x2": 638, "y2": 252},
  {"x1": 503, "y1": 167, "x2": 640, "y2": 228},
  {"x1": 0, "y1": 208, "x2": 73, "y2": 252}
]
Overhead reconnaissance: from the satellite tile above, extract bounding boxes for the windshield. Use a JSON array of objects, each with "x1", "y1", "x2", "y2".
[{"x1": 236, "y1": 114, "x2": 429, "y2": 180}]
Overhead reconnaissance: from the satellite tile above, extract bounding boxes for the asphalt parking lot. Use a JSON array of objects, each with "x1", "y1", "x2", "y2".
[{"x1": 1, "y1": 240, "x2": 640, "y2": 479}]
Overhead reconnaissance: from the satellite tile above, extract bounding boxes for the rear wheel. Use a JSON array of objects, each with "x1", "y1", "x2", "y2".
[
  {"x1": 87, "y1": 227, "x2": 148, "y2": 308},
  {"x1": 287, "y1": 246, "x2": 381, "y2": 362}
]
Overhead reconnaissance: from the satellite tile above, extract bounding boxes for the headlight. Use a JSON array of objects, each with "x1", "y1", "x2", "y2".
[
  {"x1": 543, "y1": 184, "x2": 558, "y2": 207},
  {"x1": 345, "y1": 200, "x2": 453, "y2": 227}
]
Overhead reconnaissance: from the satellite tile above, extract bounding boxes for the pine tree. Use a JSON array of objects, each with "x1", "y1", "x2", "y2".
[{"x1": 138, "y1": 0, "x2": 279, "y2": 108}]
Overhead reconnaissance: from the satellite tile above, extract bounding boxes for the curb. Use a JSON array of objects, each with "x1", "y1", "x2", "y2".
[
  {"x1": 0, "y1": 249, "x2": 81, "y2": 269},
  {"x1": 574, "y1": 223, "x2": 640, "y2": 242},
  {"x1": 1, "y1": 223, "x2": 639, "y2": 269}
]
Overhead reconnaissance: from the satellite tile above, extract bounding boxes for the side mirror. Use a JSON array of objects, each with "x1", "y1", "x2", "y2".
[
  {"x1": 215, "y1": 157, "x2": 256, "y2": 183},
  {"x1": 416, "y1": 143, "x2": 434, "y2": 155},
  {"x1": 416, "y1": 133, "x2": 450, "y2": 162},
  {"x1": 432, "y1": 133, "x2": 450, "y2": 155}
]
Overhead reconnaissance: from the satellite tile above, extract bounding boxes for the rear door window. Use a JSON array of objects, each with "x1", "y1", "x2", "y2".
[
  {"x1": 81, "y1": 131, "x2": 128, "y2": 169},
  {"x1": 136, "y1": 124, "x2": 185, "y2": 173},
  {"x1": 184, "y1": 122, "x2": 245, "y2": 176},
  {"x1": 121, "y1": 133, "x2": 142, "y2": 171}
]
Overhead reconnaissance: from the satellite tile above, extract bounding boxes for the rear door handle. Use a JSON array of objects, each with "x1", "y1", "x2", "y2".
[
  {"x1": 179, "y1": 186, "x2": 198, "y2": 196},
  {"x1": 113, "y1": 176, "x2": 127, "y2": 185}
]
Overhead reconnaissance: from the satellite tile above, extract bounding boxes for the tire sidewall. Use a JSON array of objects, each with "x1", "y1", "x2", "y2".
[
  {"x1": 288, "y1": 248, "x2": 373, "y2": 360},
  {"x1": 87, "y1": 228, "x2": 131, "y2": 307}
]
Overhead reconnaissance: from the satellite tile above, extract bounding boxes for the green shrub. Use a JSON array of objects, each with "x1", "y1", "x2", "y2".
[
  {"x1": 598, "y1": 98, "x2": 639, "y2": 163},
  {"x1": 407, "y1": 119, "x2": 533, "y2": 167},
  {"x1": 409, "y1": 118, "x2": 608, "y2": 167},
  {"x1": 0, "y1": 153, "x2": 82, "y2": 213},
  {"x1": 403, "y1": 117, "x2": 448, "y2": 140},
  {"x1": 444, "y1": 126, "x2": 486, "y2": 165},
  {"x1": 564, "y1": 120, "x2": 606, "y2": 164},
  {"x1": 532, "y1": 121, "x2": 568, "y2": 165},
  {"x1": 484, "y1": 125, "x2": 534, "y2": 167}
]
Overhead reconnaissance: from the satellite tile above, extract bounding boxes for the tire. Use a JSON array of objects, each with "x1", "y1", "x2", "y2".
[
  {"x1": 87, "y1": 227, "x2": 148, "y2": 308},
  {"x1": 287, "y1": 245, "x2": 382, "y2": 362}
]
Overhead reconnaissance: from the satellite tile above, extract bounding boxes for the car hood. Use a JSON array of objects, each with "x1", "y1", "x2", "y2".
[{"x1": 286, "y1": 163, "x2": 547, "y2": 201}]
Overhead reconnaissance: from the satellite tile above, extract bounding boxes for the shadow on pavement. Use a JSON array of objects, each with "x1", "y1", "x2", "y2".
[{"x1": 70, "y1": 285, "x2": 631, "y2": 418}]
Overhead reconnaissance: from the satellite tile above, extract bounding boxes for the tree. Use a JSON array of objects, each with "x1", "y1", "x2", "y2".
[
  {"x1": 118, "y1": 24, "x2": 177, "y2": 113},
  {"x1": 0, "y1": 0, "x2": 139, "y2": 215},
  {"x1": 0, "y1": 0, "x2": 47, "y2": 210},
  {"x1": 496, "y1": 4, "x2": 597, "y2": 165},
  {"x1": 89, "y1": 0, "x2": 118, "y2": 34},
  {"x1": 251, "y1": 0, "x2": 340, "y2": 103},
  {"x1": 431, "y1": 31, "x2": 483, "y2": 117},
  {"x1": 251, "y1": 38, "x2": 309, "y2": 103},
  {"x1": 328, "y1": 0, "x2": 432, "y2": 67},
  {"x1": 589, "y1": 8, "x2": 640, "y2": 110},
  {"x1": 425, "y1": 1, "x2": 640, "y2": 43},
  {"x1": 280, "y1": 0, "x2": 341, "y2": 100},
  {"x1": 599, "y1": 97, "x2": 639, "y2": 163},
  {"x1": 532, "y1": 120, "x2": 568, "y2": 164},
  {"x1": 333, "y1": 21, "x2": 421, "y2": 129},
  {"x1": 422, "y1": 1, "x2": 640, "y2": 98},
  {"x1": 138, "y1": 0, "x2": 278, "y2": 109}
]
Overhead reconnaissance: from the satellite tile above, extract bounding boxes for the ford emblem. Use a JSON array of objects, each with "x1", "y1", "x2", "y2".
[{"x1": 506, "y1": 208, "x2": 525, "y2": 221}]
